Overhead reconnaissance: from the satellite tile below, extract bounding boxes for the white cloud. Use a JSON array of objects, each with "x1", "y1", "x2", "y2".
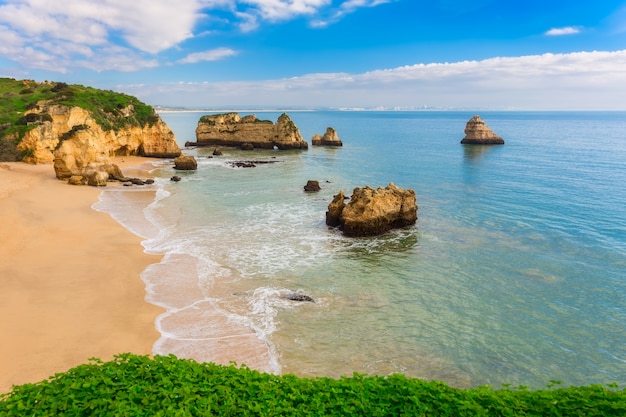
[
  {"x1": 311, "y1": 0, "x2": 392, "y2": 27},
  {"x1": 0, "y1": 0, "x2": 203, "y2": 71},
  {"x1": 0, "y1": 0, "x2": 387, "y2": 72},
  {"x1": 545, "y1": 26, "x2": 581, "y2": 36},
  {"x1": 178, "y1": 47, "x2": 238, "y2": 63},
  {"x1": 241, "y1": 0, "x2": 331, "y2": 21},
  {"x1": 124, "y1": 50, "x2": 626, "y2": 110}
]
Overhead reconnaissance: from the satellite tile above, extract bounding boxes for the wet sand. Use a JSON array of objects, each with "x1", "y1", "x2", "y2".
[{"x1": 0, "y1": 158, "x2": 162, "y2": 393}]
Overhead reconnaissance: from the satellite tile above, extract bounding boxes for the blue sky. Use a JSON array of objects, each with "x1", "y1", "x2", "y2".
[{"x1": 0, "y1": 0, "x2": 625, "y2": 109}]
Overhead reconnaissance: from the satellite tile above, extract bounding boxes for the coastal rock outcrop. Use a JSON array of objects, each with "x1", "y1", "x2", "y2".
[
  {"x1": 326, "y1": 183, "x2": 418, "y2": 237},
  {"x1": 312, "y1": 127, "x2": 343, "y2": 146},
  {"x1": 192, "y1": 112, "x2": 308, "y2": 150},
  {"x1": 174, "y1": 154, "x2": 198, "y2": 170},
  {"x1": 304, "y1": 180, "x2": 321, "y2": 192},
  {"x1": 460, "y1": 115, "x2": 504, "y2": 145},
  {"x1": 87, "y1": 171, "x2": 109, "y2": 187},
  {"x1": 18, "y1": 103, "x2": 180, "y2": 172},
  {"x1": 15, "y1": 103, "x2": 181, "y2": 180}
]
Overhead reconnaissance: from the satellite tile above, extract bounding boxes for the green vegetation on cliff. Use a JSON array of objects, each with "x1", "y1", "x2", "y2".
[
  {"x1": 1, "y1": 354, "x2": 624, "y2": 416},
  {"x1": 0, "y1": 78, "x2": 159, "y2": 161}
]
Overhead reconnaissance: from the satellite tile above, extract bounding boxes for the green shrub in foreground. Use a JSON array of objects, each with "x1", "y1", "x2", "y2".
[{"x1": 0, "y1": 353, "x2": 624, "y2": 416}]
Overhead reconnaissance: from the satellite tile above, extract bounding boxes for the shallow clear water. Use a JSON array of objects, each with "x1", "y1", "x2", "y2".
[{"x1": 97, "y1": 110, "x2": 626, "y2": 388}]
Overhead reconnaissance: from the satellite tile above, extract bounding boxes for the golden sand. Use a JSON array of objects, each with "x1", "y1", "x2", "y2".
[{"x1": 0, "y1": 158, "x2": 162, "y2": 393}]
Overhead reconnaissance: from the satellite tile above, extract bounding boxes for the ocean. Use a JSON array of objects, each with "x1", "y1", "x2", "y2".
[{"x1": 94, "y1": 110, "x2": 626, "y2": 389}]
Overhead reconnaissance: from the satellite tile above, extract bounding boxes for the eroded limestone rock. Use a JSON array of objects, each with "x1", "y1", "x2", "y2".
[
  {"x1": 326, "y1": 183, "x2": 417, "y2": 237},
  {"x1": 460, "y1": 115, "x2": 504, "y2": 145},
  {"x1": 312, "y1": 127, "x2": 343, "y2": 146},
  {"x1": 193, "y1": 112, "x2": 308, "y2": 150},
  {"x1": 13, "y1": 103, "x2": 181, "y2": 179},
  {"x1": 174, "y1": 154, "x2": 198, "y2": 170}
]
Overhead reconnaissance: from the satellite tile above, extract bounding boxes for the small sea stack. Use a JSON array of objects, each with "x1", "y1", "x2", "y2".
[
  {"x1": 460, "y1": 115, "x2": 504, "y2": 145},
  {"x1": 174, "y1": 154, "x2": 198, "y2": 170},
  {"x1": 312, "y1": 127, "x2": 343, "y2": 146}
]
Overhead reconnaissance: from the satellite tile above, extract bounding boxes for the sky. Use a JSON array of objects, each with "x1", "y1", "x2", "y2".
[{"x1": 0, "y1": 0, "x2": 625, "y2": 110}]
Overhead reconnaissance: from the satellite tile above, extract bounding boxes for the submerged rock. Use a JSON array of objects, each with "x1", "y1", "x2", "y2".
[
  {"x1": 284, "y1": 293, "x2": 315, "y2": 302},
  {"x1": 460, "y1": 115, "x2": 504, "y2": 145}
]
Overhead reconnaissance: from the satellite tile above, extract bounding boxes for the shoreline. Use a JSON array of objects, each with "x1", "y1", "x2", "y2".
[{"x1": 0, "y1": 157, "x2": 163, "y2": 393}]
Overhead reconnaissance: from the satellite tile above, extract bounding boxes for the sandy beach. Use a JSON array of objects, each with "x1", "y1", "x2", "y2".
[{"x1": 0, "y1": 158, "x2": 162, "y2": 393}]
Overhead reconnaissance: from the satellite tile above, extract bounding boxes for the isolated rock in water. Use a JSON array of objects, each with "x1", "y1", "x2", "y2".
[
  {"x1": 460, "y1": 115, "x2": 504, "y2": 145},
  {"x1": 326, "y1": 183, "x2": 417, "y2": 237},
  {"x1": 174, "y1": 154, "x2": 197, "y2": 170},
  {"x1": 304, "y1": 180, "x2": 321, "y2": 192},
  {"x1": 312, "y1": 127, "x2": 343, "y2": 146},
  {"x1": 284, "y1": 293, "x2": 315, "y2": 302},
  {"x1": 193, "y1": 112, "x2": 308, "y2": 150},
  {"x1": 170, "y1": 175, "x2": 181, "y2": 182}
]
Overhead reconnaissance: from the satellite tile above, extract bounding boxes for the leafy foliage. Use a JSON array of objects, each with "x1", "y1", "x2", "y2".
[
  {"x1": 0, "y1": 78, "x2": 159, "y2": 161},
  {"x1": 1, "y1": 354, "x2": 624, "y2": 416}
]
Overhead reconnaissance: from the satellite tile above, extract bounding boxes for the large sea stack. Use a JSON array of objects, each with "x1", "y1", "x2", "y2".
[
  {"x1": 460, "y1": 115, "x2": 504, "y2": 145},
  {"x1": 192, "y1": 112, "x2": 308, "y2": 150},
  {"x1": 326, "y1": 183, "x2": 418, "y2": 237}
]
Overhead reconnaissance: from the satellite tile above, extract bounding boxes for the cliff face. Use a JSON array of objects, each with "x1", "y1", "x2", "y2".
[
  {"x1": 15, "y1": 103, "x2": 181, "y2": 178},
  {"x1": 194, "y1": 112, "x2": 308, "y2": 150}
]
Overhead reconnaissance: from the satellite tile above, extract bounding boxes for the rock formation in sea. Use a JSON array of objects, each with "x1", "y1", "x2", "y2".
[
  {"x1": 312, "y1": 127, "x2": 343, "y2": 146},
  {"x1": 304, "y1": 180, "x2": 321, "y2": 192},
  {"x1": 284, "y1": 292, "x2": 315, "y2": 302},
  {"x1": 192, "y1": 112, "x2": 308, "y2": 150},
  {"x1": 326, "y1": 183, "x2": 418, "y2": 237},
  {"x1": 460, "y1": 115, "x2": 504, "y2": 145},
  {"x1": 174, "y1": 154, "x2": 198, "y2": 170}
]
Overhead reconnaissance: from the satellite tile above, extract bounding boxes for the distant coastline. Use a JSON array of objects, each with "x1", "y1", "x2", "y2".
[{"x1": 155, "y1": 106, "x2": 626, "y2": 113}]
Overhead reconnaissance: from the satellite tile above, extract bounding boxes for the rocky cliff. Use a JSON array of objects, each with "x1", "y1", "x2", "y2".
[
  {"x1": 326, "y1": 183, "x2": 418, "y2": 237},
  {"x1": 460, "y1": 115, "x2": 504, "y2": 145},
  {"x1": 14, "y1": 103, "x2": 180, "y2": 179},
  {"x1": 193, "y1": 112, "x2": 308, "y2": 150},
  {"x1": 312, "y1": 127, "x2": 343, "y2": 146}
]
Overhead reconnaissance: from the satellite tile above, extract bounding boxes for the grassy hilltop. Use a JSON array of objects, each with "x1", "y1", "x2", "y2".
[{"x1": 0, "y1": 78, "x2": 159, "y2": 161}]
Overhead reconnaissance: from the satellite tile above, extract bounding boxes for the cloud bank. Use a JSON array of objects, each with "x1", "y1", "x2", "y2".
[
  {"x1": 125, "y1": 50, "x2": 626, "y2": 110},
  {"x1": 0, "y1": 0, "x2": 388, "y2": 72}
]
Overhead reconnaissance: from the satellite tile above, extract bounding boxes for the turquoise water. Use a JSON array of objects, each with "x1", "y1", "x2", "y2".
[{"x1": 98, "y1": 111, "x2": 626, "y2": 388}]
